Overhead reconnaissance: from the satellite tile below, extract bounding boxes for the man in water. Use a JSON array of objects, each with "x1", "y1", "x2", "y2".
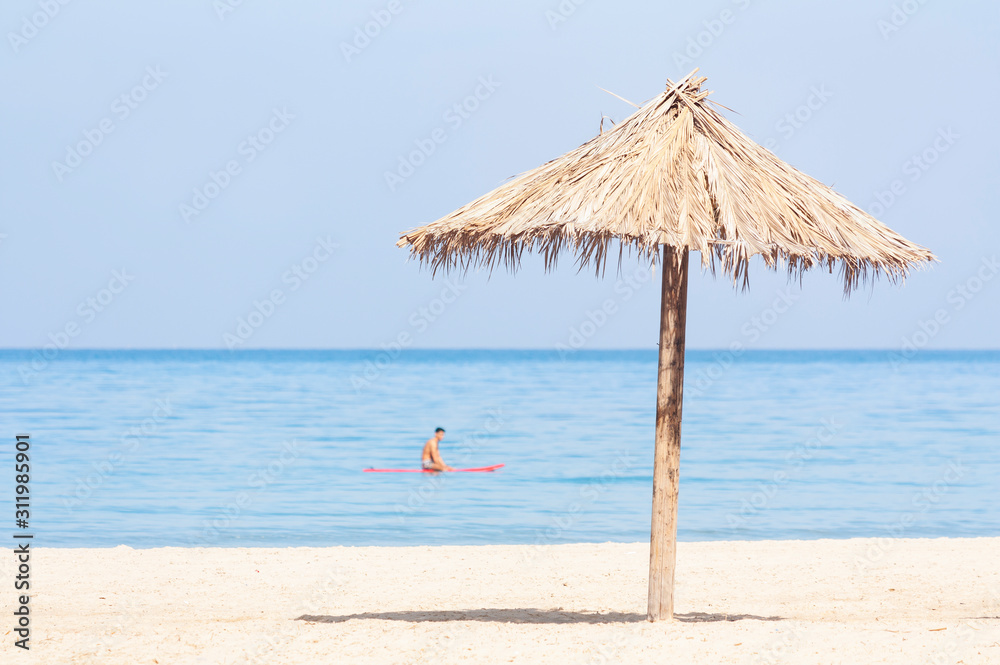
[{"x1": 421, "y1": 427, "x2": 454, "y2": 472}]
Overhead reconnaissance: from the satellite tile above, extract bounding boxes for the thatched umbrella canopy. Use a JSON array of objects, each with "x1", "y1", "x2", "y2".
[{"x1": 397, "y1": 70, "x2": 935, "y2": 621}]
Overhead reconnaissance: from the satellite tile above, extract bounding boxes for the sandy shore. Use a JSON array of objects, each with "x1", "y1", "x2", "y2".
[{"x1": 4, "y1": 537, "x2": 999, "y2": 664}]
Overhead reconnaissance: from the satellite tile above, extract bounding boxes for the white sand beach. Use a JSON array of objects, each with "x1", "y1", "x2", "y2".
[{"x1": 6, "y1": 537, "x2": 999, "y2": 664}]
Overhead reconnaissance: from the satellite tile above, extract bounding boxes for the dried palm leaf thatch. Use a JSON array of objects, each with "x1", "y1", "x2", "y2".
[{"x1": 397, "y1": 70, "x2": 935, "y2": 292}]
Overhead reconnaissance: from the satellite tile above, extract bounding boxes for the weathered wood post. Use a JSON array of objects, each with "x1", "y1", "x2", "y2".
[{"x1": 647, "y1": 244, "x2": 689, "y2": 621}]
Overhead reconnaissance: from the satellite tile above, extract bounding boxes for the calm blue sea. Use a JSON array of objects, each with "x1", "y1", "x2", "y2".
[{"x1": 0, "y1": 350, "x2": 997, "y2": 547}]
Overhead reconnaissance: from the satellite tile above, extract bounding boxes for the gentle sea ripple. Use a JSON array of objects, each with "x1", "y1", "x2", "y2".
[{"x1": 0, "y1": 350, "x2": 997, "y2": 547}]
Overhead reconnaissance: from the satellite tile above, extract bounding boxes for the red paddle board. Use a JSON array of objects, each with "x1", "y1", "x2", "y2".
[{"x1": 364, "y1": 464, "x2": 505, "y2": 473}]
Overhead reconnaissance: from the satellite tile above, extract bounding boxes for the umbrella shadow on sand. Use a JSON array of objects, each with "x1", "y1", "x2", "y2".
[{"x1": 295, "y1": 609, "x2": 783, "y2": 624}]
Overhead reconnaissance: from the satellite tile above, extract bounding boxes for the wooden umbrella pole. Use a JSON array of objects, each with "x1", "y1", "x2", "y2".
[{"x1": 647, "y1": 244, "x2": 689, "y2": 621}]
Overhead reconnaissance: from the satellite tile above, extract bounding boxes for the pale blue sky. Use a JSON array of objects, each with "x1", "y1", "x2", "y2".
[{"x1": 2, "y1": 0, "x2": 998, "y2": 349}]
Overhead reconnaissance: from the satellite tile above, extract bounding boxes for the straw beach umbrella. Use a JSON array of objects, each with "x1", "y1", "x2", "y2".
[{"x1": 397, "y1": 71, "x2": 935, "y2": 621}]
